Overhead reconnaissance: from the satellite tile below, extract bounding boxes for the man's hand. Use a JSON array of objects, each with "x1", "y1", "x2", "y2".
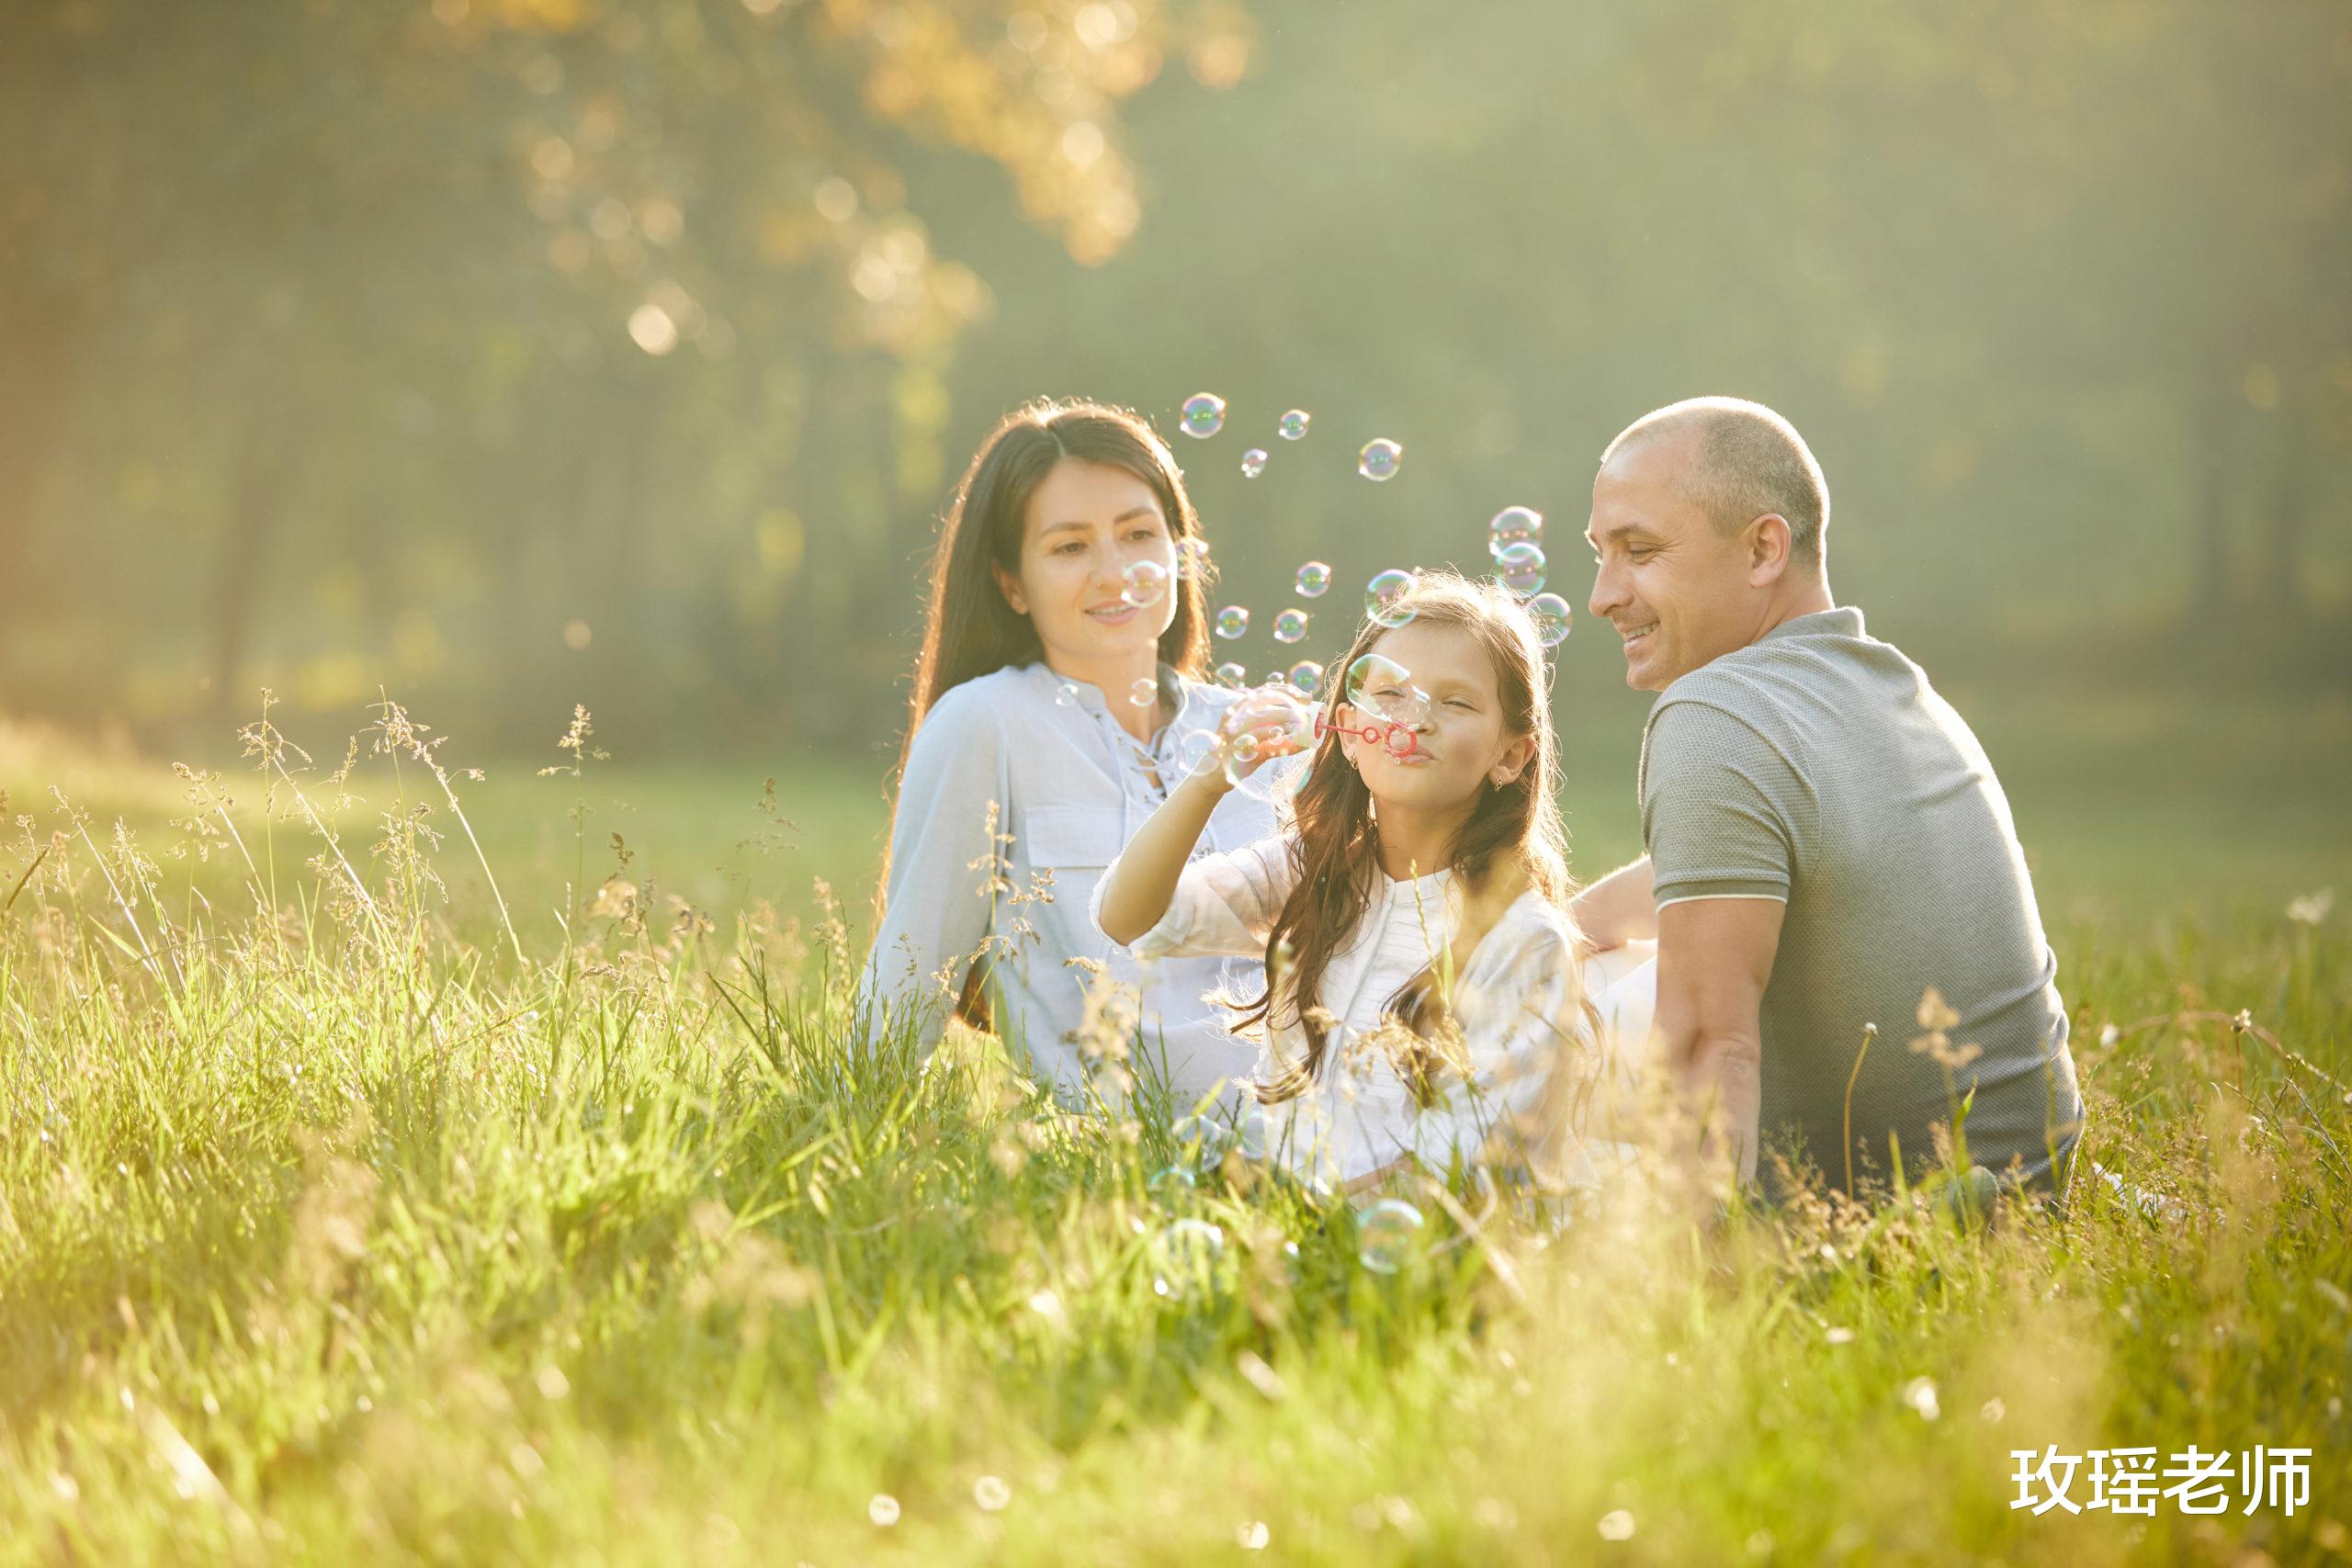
[{"x1": 1653, "y1": 896, "x2": 1783, "y2": 1192}]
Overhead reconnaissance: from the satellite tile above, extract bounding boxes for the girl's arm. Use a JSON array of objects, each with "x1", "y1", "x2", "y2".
[{"x1": 1093, "y1": 765, "x2": 1232, "y2": 945}]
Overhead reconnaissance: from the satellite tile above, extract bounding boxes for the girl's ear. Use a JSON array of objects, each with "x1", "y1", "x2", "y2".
[
  {"x1": 992, "y1": 559, "x2": 1028, "y2": 616},
  {"x1": 1489, "y1": 733, "x2": 1536, "y2": 787}
]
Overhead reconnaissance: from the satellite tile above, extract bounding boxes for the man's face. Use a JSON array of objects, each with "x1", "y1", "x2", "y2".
[{"x1": 1586, "y1": 433, "x2": 1767, "y2": 692}]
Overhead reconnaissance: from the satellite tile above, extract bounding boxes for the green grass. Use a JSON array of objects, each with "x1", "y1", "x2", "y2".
[{"x1": 1, "y1": 698, "x2": 2348, "y2": 1564}]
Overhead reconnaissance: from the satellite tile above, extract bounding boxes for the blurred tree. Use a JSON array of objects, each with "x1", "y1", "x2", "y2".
[{"x1": 0, "y1": 0, "x2": 1250, "y2": 730}]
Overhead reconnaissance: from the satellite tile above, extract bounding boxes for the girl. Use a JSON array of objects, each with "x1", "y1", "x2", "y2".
[
  {"x1": 859, "y1": 399, "x2": 1293, "y2": 1111},
  {"x1": 1095, "y1": 571, "x2": 1639, "y2": 1191}
]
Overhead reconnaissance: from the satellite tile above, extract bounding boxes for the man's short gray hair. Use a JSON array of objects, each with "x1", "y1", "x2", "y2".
[{"x1": 1600, "y1": 397, "x2": 1830, "y2": 566}]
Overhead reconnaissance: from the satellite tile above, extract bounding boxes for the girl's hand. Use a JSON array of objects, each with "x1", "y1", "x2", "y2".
[{"x1": 1215, "y1": 686, "x2": 1318, "y2": 784}]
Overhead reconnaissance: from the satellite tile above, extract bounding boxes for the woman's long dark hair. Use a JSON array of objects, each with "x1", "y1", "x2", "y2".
[
  {"x1": 1237, "y1": 571, "x2": 1578, "y2": 1102},
  {"x1": 877, "y1": 398, "x2": 1215, "y2": 923}
]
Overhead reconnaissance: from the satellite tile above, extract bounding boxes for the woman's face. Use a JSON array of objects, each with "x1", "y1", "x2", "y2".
[
  {"x1": 1338, "y1": 620, "x2": 1533, "y2": 810},
  {"x1": 994, "y1": 457, "x2": 1179, "y2": 669}
]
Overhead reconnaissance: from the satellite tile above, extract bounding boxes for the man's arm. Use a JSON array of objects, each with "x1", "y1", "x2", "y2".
[
  {"x1": 1570, "y1": 856, "x2": 1656, "y2": 948},
  {"x1": 1653, "y1": 895, "x2": 1784, "y2": 1190}
]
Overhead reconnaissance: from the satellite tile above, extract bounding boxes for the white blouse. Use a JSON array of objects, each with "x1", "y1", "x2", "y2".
[
  {"x1": 858, "y1": 663, "x2": 1299, "y2": 1112},
  {"x1": 1093, "y1": 832, "x2": 1632, "y2": 1189}
]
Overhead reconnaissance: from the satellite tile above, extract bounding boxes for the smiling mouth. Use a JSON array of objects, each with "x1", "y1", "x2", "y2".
[
  {"x1": 1619, "y1": 623, "x2": 1657, "y2": 647},
  {"x1": 1087, "y1": 604, "x2": 1138, "y2": 621}
]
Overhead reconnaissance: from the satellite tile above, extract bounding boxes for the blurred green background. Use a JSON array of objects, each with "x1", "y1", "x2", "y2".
[{"x1": 2, "y1": 0, "x2": 2347, "y2": 929}]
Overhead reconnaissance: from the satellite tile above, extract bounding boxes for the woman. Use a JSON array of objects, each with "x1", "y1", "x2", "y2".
[{"x1": 858, "y1": 398, "x2": 1289, "y2": 1111}]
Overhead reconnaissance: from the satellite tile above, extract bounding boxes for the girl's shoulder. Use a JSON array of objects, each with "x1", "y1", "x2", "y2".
[{"x1": 1476, "y1": 887, "x2": 1582, "y2": 963}]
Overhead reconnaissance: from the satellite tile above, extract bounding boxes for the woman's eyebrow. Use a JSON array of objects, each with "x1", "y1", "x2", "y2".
[{"x1": 1040, "y1": 506, "x2": 1159, "y2": 535}]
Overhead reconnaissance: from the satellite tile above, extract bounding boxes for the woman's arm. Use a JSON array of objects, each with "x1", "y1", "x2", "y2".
[
  {"x1": 857, "y1": 694, "x2": 1006, "y2": 1056},
  {"x1": 1569, "y1": 855, "x2": 1657, "y2": 948},
  {"x1": 1093, "y1": 765, "x2": 1232, "y2": 945}
]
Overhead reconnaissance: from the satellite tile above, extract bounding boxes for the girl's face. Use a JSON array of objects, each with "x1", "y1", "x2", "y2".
[
  {"x1": 993, "y1": 457, "x2": 1179, "y2": 670},
  {"x1": 1338, "y1": 620, "x2": 1534, "y2": 810}
]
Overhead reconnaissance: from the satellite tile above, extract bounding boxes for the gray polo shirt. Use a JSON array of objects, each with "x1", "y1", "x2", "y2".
[{"x1": 1638, "y1": 606, "x2": 2084, "y2": 1197}]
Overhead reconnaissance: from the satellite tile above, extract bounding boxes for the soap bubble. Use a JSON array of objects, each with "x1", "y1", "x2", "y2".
[
  {"x1": 868, "y1": 1495, "x2": 902, "y2": 1527},
  {"x1": 1130, "y1": 676, "x2": 1159, "y2": 708},
  {"x1": 1240, "y1": 447, "x2": 1268, "y2": 479},
  {"x1": 1494, "y1": 540, "x2": 1546, "y2": 595},
  {"x1": 1215, "y1": 660, "x2": 1247, "y2": 688},
  {"x1": 1343, "y1": 653, "x2": 1430, "y2": 754},
  {"x1": 1355, "y1": 1199, "x2": 1425, "y2": 1274},
  {"x1": 1286, "y1": 660, "x2": 1324, "y2": 696},
  {"x1": 1278, "y1": 409, "x2": 1311, "y2": 441},
  {"x1": 1364, "y1": 569, "x2": 1418, "y2": 627},
  {"x1": 1215, "y1": 605, "x2": 1250, "y2": 639},
  {"x1": 1154, "y1": 1217, "x2": 1226, "y2": 1299},
  {"x1": 1176, "y1": 728, "x2": 1220, "y2": 773},
  {"x1": 1054, "y1": 682, "x2": 1084, "y2": 707},
  {"x1": 1357, "y1": 438, "x2": 1403, "y2": 481},
  {"x1": 1344, "y1": 651, "x2": 1410, "y2": 711},
  {"x1": 1149, "y1": 1163, "x2": 1197, "y2": 1198},
  {"x1": 1487, "y1": 505, "x2": 1543, "y2": 558},
  {"x1": 1121, "y1": 558, "x2": 1170, "y2": 607},
  {"x1": 1175, "y1": 536, "x2": 1211, "y2": 581},
  {"x1": 1272, "y1": 608, "x2": 1309, "y2": 644},
  {"x1": 1294, "y1": 560, "x2": 1331, "y2": 598},
  {"x1": 1180, "y1": 393, "x2": 1226, "y2": 438},
  {"x1": 1219, "y1": 682, "x2": 1318, "y2": 759},
  {"x1": 1527, "y1": 592, "x2": 1572, "y2": 649}
]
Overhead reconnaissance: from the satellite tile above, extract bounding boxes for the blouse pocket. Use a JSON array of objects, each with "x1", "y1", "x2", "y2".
[{"x1": 1021, "y1": 804, "x2": 1125, "y2": 873}]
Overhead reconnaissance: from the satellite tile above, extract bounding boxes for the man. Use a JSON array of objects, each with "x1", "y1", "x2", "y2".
[{"x1": 1572, "y1": 397, "x2": 2084, "y2": 1201}]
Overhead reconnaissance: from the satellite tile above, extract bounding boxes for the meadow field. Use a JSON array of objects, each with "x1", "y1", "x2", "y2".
[{"x1": 0, "y1": 688, "x2": 2346, "y2": 1565}]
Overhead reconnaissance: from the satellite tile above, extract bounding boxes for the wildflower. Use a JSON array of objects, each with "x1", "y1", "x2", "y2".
[
  {"x1": 1901, "y1": 1376, "x2": 1940, "y2": 1420},
  {"x1": 2286, "y1": 888, "x2": 2335, "y2": 925},
  {"x1": 1597, "y1": 1508, "x2": 1636, "y2": 1540}
]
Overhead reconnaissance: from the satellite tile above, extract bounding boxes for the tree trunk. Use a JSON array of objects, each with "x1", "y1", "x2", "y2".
[
  {"x1": 2262, "y1": 406, "x2": 2311, "y2": 624},
  {"x1": 0, "y1": 270, "x2": 78, "y2": 632},
  {"x1": 209, "y1": 438, "x2": 302, "y2": 719},
  {"x1": 2195, "y1": 356, "x2": 2235, "y2": 610}
]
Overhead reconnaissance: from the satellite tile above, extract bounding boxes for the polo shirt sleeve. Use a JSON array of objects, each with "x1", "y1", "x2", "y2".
[{"x1": 1638, "y1": 698, "x2": 1801, "y2": 907}]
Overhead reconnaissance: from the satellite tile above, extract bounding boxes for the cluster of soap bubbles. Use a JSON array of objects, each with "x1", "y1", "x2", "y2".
[
  {"x1": 1175, "y1": 394, "x2": 1396, "y2": 485},
  {"x1": 1168, "y1": 393, "x2": 1572, "y2": 682},
  {"x1": 1486, "y1": 506, "x2": 1571, "y2": 649}
]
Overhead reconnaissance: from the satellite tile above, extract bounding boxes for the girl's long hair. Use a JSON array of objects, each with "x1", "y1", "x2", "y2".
[
  {"x1": 878, "y1": 398, "x2": 1214, "y2": 924},
  {"x1": 1238, "y1": 570, "x2": 1577, "y2": 1102}
]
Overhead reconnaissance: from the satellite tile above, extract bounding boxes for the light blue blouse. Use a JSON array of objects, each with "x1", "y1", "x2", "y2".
[{"x1": 858, "y1": 661, "x2": 1294, "y2": 1111}]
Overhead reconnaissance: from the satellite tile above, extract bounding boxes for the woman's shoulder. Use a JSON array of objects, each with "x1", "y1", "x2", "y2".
[{"x1": 915, "y1": 664, "x2": 1047, "y2": 741}]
